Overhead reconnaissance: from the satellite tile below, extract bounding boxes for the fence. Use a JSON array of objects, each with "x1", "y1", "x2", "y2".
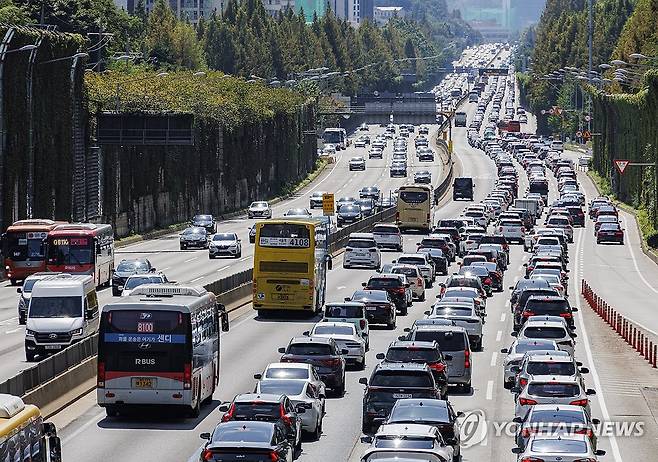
[{"x1": 581, "y1": 279, "x2": 657, "y2": 368}]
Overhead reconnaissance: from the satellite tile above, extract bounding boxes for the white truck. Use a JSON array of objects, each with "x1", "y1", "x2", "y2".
[{"x1": 514, "y1": 198, "x2": 541, "y2": 221}]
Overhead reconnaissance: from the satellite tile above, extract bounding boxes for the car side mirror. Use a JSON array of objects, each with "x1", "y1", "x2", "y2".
[
  {"x1": 302, "y1": 331, "x2": 310, "y2": 336},
  {"x1": 424, "y1": 310, "x2": 430, "y2": 316},
  {"x1": 361, "y1": 282, "x2": 367, "y2": 287},
  {"x1": 361, "y1": 435, "x2": 373, "y2": 443},
  {"x1": 510, "y1": 332, "x2": 518, "y2": 337},
  {"x1": 398, "y1": 335, "x2": 407, "y2": 341},
  {"x1": 508, "y1": 286, "x2": 514, "y2": 290},
  {"x1": 444, "y1": 354, "x2": 453, "y2": 361},
  {"x1": 595, "y1": 450, "x2": 606, "y2": 456},
  {"x1": 295, "y1": 404, "x2": 307, "y2": 414},
  {"x1": 359, "y1": 377, "x2": 368, "y2": 386},
  {"x1": 392, "y1": 260, "x2": 397, "y2": 263},
  {"x1": 571, "y1": 332, "x2": 578, "y2": 338},
  {"x1": 586, "y1": 389, "x2": 596, "y2": 395},
  {"x1": 592, "y1": 418, "x2": 601, "y2": 425},
  {"x1": 456, "y1": 411, "x2": 464, "y2": 417},
  {"x1": 200, "y1": 432, "x2": 211, "y2": 440},
  {"x1": 579, "y1": 367, "x2": 589, "y2": 374},
  {"x1": 511, "y1": 447, "x2": 522, "y2": 454},
  {"x1": 405, "y1": 283, "x2": 410, "y2": 288},
  {"x1": 571, "y1": 307, "x2": 578, "y2": 312},
  {"x1": 254, "y1": 373, "x2": 262, "y2": 380},
  {"x1": 376, "y1": 353, "x2": 385, "y2": 360},
  {"x1": 510, "y1": 365, "x2": 520, "y2": 373},
  {"x1": 278, "y1": 347, "x2": 286, "y2": 354},
  {"x1": 576, "y1": 361, "x2": 583, "y2": 366},
  {"x1": 218, "y1": 404, "x2": 230, "y2": 412},
  {"x1": 511, "y1": 386, "x2": 521, "y2": 393},
  {"x1": 16, "y1": 288, "x2": 21, "y2": 294},
  {"x1": 512, "y1": 417, "x2": 523, "y2": 424}
]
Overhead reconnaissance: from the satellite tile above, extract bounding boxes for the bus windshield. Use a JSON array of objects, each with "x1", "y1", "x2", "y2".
[
  {"x1": 47, "y1": 236, "x2": 93, "y2": 265},
  {"x1": 399, "y1": 191, "x2": 429, "y2": 204},
  {"x1": 323, "y1": 129, "x2": 344, "y2": 144},
  {"x1": 259, "y1": 223, "x2": 311, "y2": 248},
  {"x1": 3, "y1": 231, "x2": 46, "y2": 261}
]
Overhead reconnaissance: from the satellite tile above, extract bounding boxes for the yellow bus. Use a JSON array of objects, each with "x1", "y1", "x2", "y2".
[
  {"x1": 0, "y1": 394, "x2": 62, "y2": 462},
  {"x1": 253, "y1": 218, "x2": 332, "y2": 315},
  {"x1": 396, "y1": 184, "x2": 434, "y2": 232}
]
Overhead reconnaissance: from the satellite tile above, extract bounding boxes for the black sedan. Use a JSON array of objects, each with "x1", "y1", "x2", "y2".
[
  {"x1": 349, "y1": 289, "x2": 397, "y2": 328},
  {"x1": 111, "y1": 258, "x2": 155, "y2": 296},
  {"x1": 199, "y1": 421, "x2": 294, "y2": 462},
  {"x1": 337, "y1": 205, "x2": 362, "y2": 227},
  {"x1": 190, "y1": 214, "x2": 215, "y2": 234},
  {"x1": 414, "y1": 170, "x2": 432, "y2": 184}
]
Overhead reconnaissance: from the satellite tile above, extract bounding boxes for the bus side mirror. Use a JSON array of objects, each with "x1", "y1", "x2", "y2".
[
  {"x1": 200, "y1": 432, "x2": 211, "y2": 440},
  {"x1": 327, "y1": 256, "x2": 333, "y2": 271},
  {"x1": 16, "y1": 288, "x2": 21, "y2": 294},
  {"x1": 218, "y1": 304, "x2": 229, "y2": 332}
]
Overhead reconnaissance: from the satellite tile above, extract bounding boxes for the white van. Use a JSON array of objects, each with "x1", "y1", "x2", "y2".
[{"x1": 24, "y1": 274, "x2": 99, "y2": 361}]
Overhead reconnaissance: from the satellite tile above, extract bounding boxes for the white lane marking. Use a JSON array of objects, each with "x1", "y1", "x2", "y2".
[
  {"x1": 573, "y1": 229, "x2": 623, "y2": 462},
  {"x1": 160, "y1": 267, "x2": 170, "y2": 271},
  {"x1": 184, "y1": 256, "x2": 198, "y2": 263},
  {"x1": 485, "y1": 380, "x2": 494, "y2": 400},
  {"x1": 337, "y1": 286, "x2": 346, "y2": 290},
  {"x1": 496, "y1": 330, "x2": 502, "y2": 342},
  {"x1": 504, "y1": 300, "x2": 510, "y2": 308},
  {"x1": 62, "y1": 410, "x2": 106, "y2": 445},
  {"x1": 0, "y1": 317, "x2": 18, "y2": 326},
  {"x1": 517, "y1": 264, "x2": 524, "y2": 271},
  {"x1": 190, "y1": 276, "x2": 204, "y2": 283},
  {"x1": 514, "y1": 275, "x2": 519, "y2": 283},
  {"x1": 217, "y1": 266, "x2": 229, "y2": 272},
  {"x1": 500, "y1": 313, "x2": 506, "y2": 323},
  {"x1": 620, "y1": 217, "x2": 658, "y2": 296},
  {"x1": 239, "y1": 257, "x2": 249, "y2": 262},
  {"x1": 5, "y1": 328, "x2": 22, "y2": 334},
  {"x1": 490, "y1": 352, "x2": 497, "y2": 367}
]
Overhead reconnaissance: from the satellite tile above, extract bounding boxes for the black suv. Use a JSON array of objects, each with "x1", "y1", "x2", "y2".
[
  {"x1": 111, "y1": 258, "x2": 155, "y2": 296},
  {"x1": 453, "y1": 177, "x2": 474, "y2": 201},
  {"x1": 376, "y1": 340, "x2": 449, "y2": 399},
  {"x1": 191, "y1": 214, "x2": 216, "y2": 234},
  {"x1": 363, "y1": 275, "x2": 410, "y2": 315},
  {"x1": 519, "y1": 295, "x2": 576, "y2": 329},
  {"x1": 359, "y1": 363, "x2": 441, "y2": 434}
]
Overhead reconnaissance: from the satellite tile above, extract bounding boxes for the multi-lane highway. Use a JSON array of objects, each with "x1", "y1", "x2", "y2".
[{"x1": 3, "y1": 43, "x2": 658, "y2": 462}]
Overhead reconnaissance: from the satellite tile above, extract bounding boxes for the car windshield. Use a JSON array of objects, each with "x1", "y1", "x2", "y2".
[
  {"x1": 313, "y1": 325, "x2": 354, "y2": 336},
  {"x1": 385, "y1": 348, "x2": 440, "y2": 363},
  {"x1": 347, "y1": 239, "x2": 375, "y2": 249},
  {"x1": 389, "y1": 403, "x2": 449, "y2": 424},
  {"x1": 374, "y1": 437, "x2": 435, "y2": 449},
  {"x1": 528, "y1": 383, "x2": 580, "y2": 398},
  {"x1": 116, "y1": 261, "x2": 149, "y2": 272},
  {"x1": 125, "y1": 276, "x2": 163, "y2": 290},
  {"x1": 525, "y1": 300, "x2": 569, "y2": 314},
  {"x1": 367, "y1": 278, "x2": 401, "y2": 289},
  {"x1": 392, "y1": 267, "x2": 417, "y2": 278},
  {"x1": 373, "y1": 225, "x2": 398, "y2": 235},
  {"x1": 287, "y1": 343, "x2": 332, "y2": 356},
  {"x1": 264, "y1": 367, "x2": 309, "y2": 379},
  {"x1": 515, "y1": 342, "x2": 556, "y2": 353},
  {"x1": 29, "y1": 296, "x2": 81, "y2": 318},
  {"x1": 370, "y1": 371, "x2": 433, "y2": 388},
  {"x1": 183, "y1": 228, "x2": 204, "y2": 235},
  {"x1": 325, "y1": 305, "x2": 364, "y2": 318},
  {"x1": 257, "y1": 380, "x2": 306, "y2": 396},
  {"x1": 523, "y1": 327, "x2": 567, "y2": 339},
  {"x1": 527, "y1": 361, "x2": 576, "y2": 376},
  {"x1": 530, "y1": 438, "x2": 588, "y2": 454},
  {"x1": 340, "y1": 206, "x2": 359, "y2": 213},
  {"x1": 443, "y1": 289, "x2": 477, "y2": 299},
  {"x1": 213, "y1": 234, "x2": 236, "y2": 242},
  {"x1": 22, "y1": 279, "x2": 39, "y2": 292},
  {"x1": 398, "y1": 257, "x2": 425, "y2": 266},
  {"x1": 193, "y1": 215, "x2": 212, "y2": 222},
  {"x1": 412, "y1": 331, "x2": 466, "y2": 350},
  {"x1": 251, "y1": 202, "x2": 267, "y2": 207},
  {"x1": 530, "y1": 409, "x2": 585, "y2": 424},
  {"x1": 432, "y1": 307, "x2": 474, "y2": 317},
  {"x1": 352, "y1": 290, "x2": 388, "y2": 302},
  {"x1": 212, "y1": 425, "x2": 273, "y2": 444}
]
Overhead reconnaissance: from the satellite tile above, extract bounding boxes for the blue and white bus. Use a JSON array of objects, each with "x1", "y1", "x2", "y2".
[{"x1": 97, "y1": 285, "x2": 229, "y2": 417}]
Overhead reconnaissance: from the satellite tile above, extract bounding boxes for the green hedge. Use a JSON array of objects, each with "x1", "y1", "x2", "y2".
[{"x1": 591, "y1": 70, "x2": 658, "y2": 238}]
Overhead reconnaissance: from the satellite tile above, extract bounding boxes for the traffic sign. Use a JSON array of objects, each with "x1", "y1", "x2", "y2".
[
  {"x1": 614, "y1": 159, "x2": 630, "y2": 175},
  {"x1": 541, "y1": 109, "x2": 546, "y2": 115},
  {"x1": 585, "y1": 115, "x2": 591, "y2": 122},
  {"x1": 576, "y1": 131, "x2": 582, "y2": 138},
  {"x1": 322, "y1": 193, "x2": 335, "y2": 216},
  {"x1": 583, "y1": 130, "x2": 591, "y2": 140},
  {"x1": 549, "y1": 108, "x2": 555, "y2": 115}
]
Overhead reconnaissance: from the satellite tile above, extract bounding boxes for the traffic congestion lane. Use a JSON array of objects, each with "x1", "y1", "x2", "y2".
[
  {"x1": 0, "y1": 123, "x2": 445, "y2": 380},
  {"x1": 50, "y1": 118, "x2": 489, "y2": 462}
]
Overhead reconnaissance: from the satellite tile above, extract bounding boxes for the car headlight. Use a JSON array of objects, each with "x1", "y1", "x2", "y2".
[
  {"x1": 70, "y1": 328, "x2": 84, "y2": 336},
  {"x1": 26, "y1": 329, "x2": 37, "y2": 336}
]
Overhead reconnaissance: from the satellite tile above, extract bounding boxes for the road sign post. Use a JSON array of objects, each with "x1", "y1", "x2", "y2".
[{"x1": 322, "y1": 193, "x2": 335, "y2": 216}]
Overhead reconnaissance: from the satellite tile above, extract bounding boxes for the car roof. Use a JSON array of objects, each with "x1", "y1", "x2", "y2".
[
  {"x1": 414, "y1": 325, "x2": 467, "y2": 334},
  {"x1": 234, "y1": 393, "x2": 284, "y2": 403},
  {"x1": 374, "y1": 362, "x2": 429, "y2": 372},
  {"x1": 314, "y1": 321, "x2": 355, "y2": 329},
  {"x1": 265, "y1": 362, "x2": 310, "y2": 370},
  {"x1": 527, "y1": 354, "x2": 573, "y2": 363},
  {"x1": 388, "y1": 340, "x2": 438, "y2": 349},
  {"x1": 528, "y1": 375, "x2": 580, "y2": 385},
  {"x1": 376, "y1": 423, "x2": 439, "y2": 437},
  {"x1": 289, "y1": 336, "x2": 334, "y2": 345}
]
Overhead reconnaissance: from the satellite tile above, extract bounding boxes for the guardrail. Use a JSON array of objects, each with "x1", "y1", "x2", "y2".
[{"x1": 582, "y1": 279, "x2": 657, "y2": 368}]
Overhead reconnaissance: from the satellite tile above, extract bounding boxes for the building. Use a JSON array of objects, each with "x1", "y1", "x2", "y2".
[
  {"x1": 295, "y1": 0, "x2": 326, "y2": 22},
  {"x1": 373, "y1": 6, "x2": 404, "y2": 25},
  {"x1": 262, "y1": 0, "x2": 295, "y2": 17},
  {"x1": 114, "y1": 0, "x2": 223, "y2": 24}
]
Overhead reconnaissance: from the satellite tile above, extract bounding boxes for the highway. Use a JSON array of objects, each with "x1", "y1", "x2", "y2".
[{"x1": 5, "y1": 44, "x2": 658, "y2": 462}]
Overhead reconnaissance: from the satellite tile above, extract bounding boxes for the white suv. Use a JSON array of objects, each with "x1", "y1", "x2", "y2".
[
  {"x1": 344, "y1": 233, "x2": 381, "y2": 269},
  {"x1": 372, "y1": 223, "x2": 403, "y2": 251}
]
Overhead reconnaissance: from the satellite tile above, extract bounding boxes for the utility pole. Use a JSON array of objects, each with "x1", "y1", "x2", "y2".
[{"x1": 588, "y1": 0, "x2": 593, "y2": 133}]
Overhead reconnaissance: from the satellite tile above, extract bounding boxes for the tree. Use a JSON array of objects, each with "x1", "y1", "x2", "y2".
[
  {"x1": 145, "y1": 0, "x2": 178, "y2": 66},
  {"x1": 0, "y1": 0, "x2": 32, "y2": 25}
]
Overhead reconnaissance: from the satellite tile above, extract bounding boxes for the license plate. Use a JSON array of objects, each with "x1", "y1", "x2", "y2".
[
  {"x1": 274, "y1": 294, "x2": 290, "y2": 301},
  {"x1": 132, "y1": 378, "x2": 155, "y2": 389},
  {"x1": 44, "y1": 345, "x2": 62, "y2": 350},
  {"x1": 393, "y1": 393, "x2": 413, "y2": 399}
]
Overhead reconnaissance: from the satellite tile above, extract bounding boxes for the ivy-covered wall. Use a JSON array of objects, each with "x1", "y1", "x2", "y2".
[
  {"x1": 592, "y1": 70, "x2": 658, "y2": 239},
  {"x1": 0, "y1": 25, "x2": 85, "y2": 230},
  {"x1": 86, "y1": 70, "x2": 316, "y2": 237}
]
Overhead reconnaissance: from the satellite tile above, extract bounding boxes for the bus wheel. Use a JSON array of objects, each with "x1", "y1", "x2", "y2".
[{"x1": 189, "y1": 387, "x2": 201, "y2": 418}]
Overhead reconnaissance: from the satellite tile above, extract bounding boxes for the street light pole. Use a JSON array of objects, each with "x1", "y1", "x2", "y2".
[
  {"x1": 26, "y1": 33, "x2": 45, "y2": 219},
  {"x1": 588, "y1": 0, "x2": 593, "y2": 133}
]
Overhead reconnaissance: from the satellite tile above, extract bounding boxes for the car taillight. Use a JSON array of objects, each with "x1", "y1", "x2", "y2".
[
  {"x1": 572, "y1": 458, "x2": 596, "y2": 462},
  {"x1": 184, "y1": 363, "x2": 192, "y2": 390},
  {"x1": 616, "y1": 231, "x2": 623, "y2": 236},
  {"x1": 280, "y1": 403, "x2": 292, "y2": 426},
  {"x1": 429, "y1": 362, "x2": 446, "y2": 372},
  {"x1": 464, "y1": 350, "x2": 470, "y2": 369},
  {"x1": 521, "y1": 226, "x2": 526, "y2": 233},
  {"x1": 484, "y1": 277, "x2": 492, "y2": 285},
  {"x1": 221, "y1": 403, "x2": 235, "y2": 422},
  {"x1": 97, "y1": 361, "x2": 105, "y2": 388},
  {"x1": 570, "y1": 399, "x2": 589, "y2": 406},
  {"x1": 519, "y1": 397, "x2": 538, "y2": 406},
  {"x1": 574, "y1": 428, "x2": 594, "y2": 437},
  {"x1": 521, "y1": 427, "x2": 535, "y2": 438},
  {"x1": 269, "y1": 451, "x2": 281, "y2": 461},
  {"x1": 323, "y1": 358, "x2": 341, "y2": 367},
  {"x1": 202, "y1": 449, "x2": 214, "y2": 461},
  {"x1": 360, "y1": 319, "x2": 366, "y2": 329},
  {"x1": 498, "y1": 226, "x2": 503, "y2": 232},
  {"x1": 560, "y1": 312, "x2": 572, "y2": 318},
  {"x1": 522, "y1": 311, "x2": 535, "y2": 318},
  {"x1": 520, "y1": 458, "x2": 544, "y2": 462},
  {"x1": 417, "y1": 278, "x2": 423, "y2": 287},
  {"x1": 396, "y1": 212, "x2": 400, "y2": 221},
  {"x1": 519, "y1": 377, "x2": 528, "y2": 387},
  {"x1": 395, "y1": 287, "x2": 405, "y2": 294}
]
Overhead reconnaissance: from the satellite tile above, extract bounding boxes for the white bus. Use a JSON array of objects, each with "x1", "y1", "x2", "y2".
[
  {"x1": 396, "y1": 184, "x2": 434, "y2": 233},
  {"x1": 323, "y1": 128, "x2": 348, "y2": 150},
  {"x1": 97, "y1": 285, "x2": 229, "y2": 417}
]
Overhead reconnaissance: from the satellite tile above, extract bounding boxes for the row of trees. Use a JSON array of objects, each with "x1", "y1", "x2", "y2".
[
  {"x1": 518, "y1": 0, "x2": 635, "y2": 134},
  {"x1": 0, "y1": 0, "x2": 477, "y2": 94}
]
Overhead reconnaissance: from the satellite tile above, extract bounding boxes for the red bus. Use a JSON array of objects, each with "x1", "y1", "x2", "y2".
[
  {"x1": 1, "y1": 219, "x2": 65, "y2": 285},
  {"x1": 46, "y1": 223, "x2": 114, "y2": 287}
]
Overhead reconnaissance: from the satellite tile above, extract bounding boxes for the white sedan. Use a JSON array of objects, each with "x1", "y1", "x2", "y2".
[{"x1": 308, "y1": 322, "x2": 366, "y2": 369}]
